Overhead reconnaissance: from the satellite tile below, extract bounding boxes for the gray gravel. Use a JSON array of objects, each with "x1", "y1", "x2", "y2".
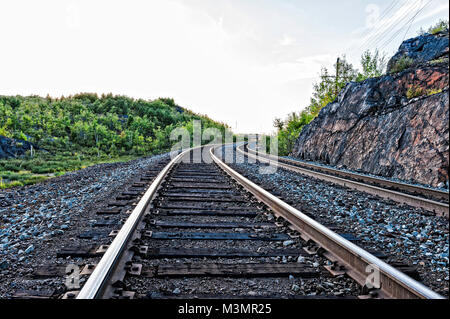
[
  {"x1": 0, "y1": 153, "x2": 169, "y2": 298},
  {"x1": 224, "y1": 145, "x2": 449, "y2": 296},
  {"x1": 124, "y1": 161, "x2": 360, "y2": 298},
  {"x1": 283, "y1": 155, "x2": 449, "y2": 191}
]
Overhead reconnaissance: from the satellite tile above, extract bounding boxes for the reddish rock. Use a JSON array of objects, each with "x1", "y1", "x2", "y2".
[{"x1": 291, "y1": 63, "x2": 449, "y2": 187}]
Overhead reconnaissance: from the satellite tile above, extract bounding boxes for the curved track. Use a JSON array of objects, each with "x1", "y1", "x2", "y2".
[
  {"x1": 238, "y1": 144, "x2": 449, "y2": 218},
  {"x1": 74, "y1": 145, "x2": 443, "y2": 299}
]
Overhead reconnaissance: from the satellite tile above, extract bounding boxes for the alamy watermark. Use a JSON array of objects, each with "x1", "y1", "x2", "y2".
[{"x1": 365, "y1": 263, "x2": 381, "y2": 290}]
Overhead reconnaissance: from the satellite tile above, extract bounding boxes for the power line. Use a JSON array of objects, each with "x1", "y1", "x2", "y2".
[
  {"x1": 378, "y1": 0, "x2": 433, "y2": 51},
  {"x1": 359, "y1": 0, "x2": 419, "y2": 51},
  {"x1": 358, "y1": 0, "x2": 401, "y2": 41},
  {"x1": 379, "y1": 0, "x2": 402, "y2": 23},
  {"x1": 402, "y1": 0, "x2": 433, "y2": 41},
  {"x1": 366, "y1": 0, "x2": 422, "y2": 51}
]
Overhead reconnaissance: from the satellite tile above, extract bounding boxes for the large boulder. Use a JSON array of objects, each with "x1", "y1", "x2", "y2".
[
  {"x1": 387, "y1": 31, "x2": 449, "y2": 73},
  {"x1": 291, "y1": 61, "x2": 449, "y2": 187},
  {"x1": 0, "y1": 136, "x2": 35, "y2": 159}
]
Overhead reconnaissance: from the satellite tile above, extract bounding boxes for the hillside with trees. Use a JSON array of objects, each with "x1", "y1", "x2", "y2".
[{"x1": 0, "y1": 94, "x2": 230, "y2": 188}]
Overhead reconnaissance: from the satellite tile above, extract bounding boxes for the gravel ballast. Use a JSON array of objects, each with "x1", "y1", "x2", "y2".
[
  {"x1": 223, "y1": 145, "x2": 449, "y2": 296},
  {"x1": 0, "y1": 154, "x2": 170, "y2": 298}
]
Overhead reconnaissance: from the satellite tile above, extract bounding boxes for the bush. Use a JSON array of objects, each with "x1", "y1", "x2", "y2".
[
  {"x1": 422, "y1": 19, "x2": 449, "y2": 35},
  {"x1": 2, "y1": 163, "x2": 21, "y2": 172},
  {"x1": 406, "y1": 86, "x2": 425, "y2": 99},
  {"x1": 390, "y1": 56, "x2": 415, "y2": 74},
  {"x1": 430, "y1": 57, "x2": 449, "y2": 65},
  {"x1": 406, "y1": 86, "x2": 444, "y2": 99}
]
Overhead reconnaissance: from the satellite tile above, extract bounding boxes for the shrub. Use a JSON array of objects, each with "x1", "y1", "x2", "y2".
[
  {"x1": 390, "y1": 56, "x2": 415, "y2": 74},
  {"x1": 418, "y1": 19, "x2": 449, "y2": 35},
  {"x1": 406, "y1": 86, "x2": 425, "y2": 99},
  {"x1": 406, "y1": 86, "x2": 444, "y2": 99},
  {"x1": 429, "y1": 57, "x2": 449, "y2": 65},
  {"x1": 2, "y1": 163, "x2": 21, "y2": 172},
  {"x1": 428, "y1": 20, "x2": 449, "y2": 35}
]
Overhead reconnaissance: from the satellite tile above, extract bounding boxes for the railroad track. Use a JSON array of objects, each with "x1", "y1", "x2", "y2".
[
  {"x1": 44, "y1": 144, "x2": 440, "y2": 300},
  {"x1": 238, "y1": 144, "x2": 449, "y2": 218}
]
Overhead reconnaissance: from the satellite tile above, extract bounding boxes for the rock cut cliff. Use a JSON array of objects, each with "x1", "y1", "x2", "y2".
[
  {"x1": 0, "y1": 136, "x2": 36, "y2": 159},
  {"x1": 291, "y1": 32, "x2": 449, "y2": 187}
]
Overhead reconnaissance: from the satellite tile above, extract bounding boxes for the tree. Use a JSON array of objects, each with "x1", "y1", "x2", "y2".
[
  {"x1": 357, "y1": 50, "x2": 387, "y2": 81},
  {"x1": 307, "y1": 56, "x2": 357, "y2": 117},
  {"x1": 273, "y1": 118, "x2": 284, "y2": 131}
]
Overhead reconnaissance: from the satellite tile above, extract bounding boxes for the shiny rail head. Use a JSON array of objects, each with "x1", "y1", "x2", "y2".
[
  {"x1": 76, "y1": 149, "x2": 191, "y2": 299},
  {"x1": 238, "y1": 144, "x2": 449, "y2": 218},
  {"x1": 211, "y1": 145, "x2": 444, "y2": 299},
  {"x1": 77, "y1": 145, "x2": 220, "y2": 299},
  {"x1": 243, "y1": 143, "x2": 449, "y2": 198}
]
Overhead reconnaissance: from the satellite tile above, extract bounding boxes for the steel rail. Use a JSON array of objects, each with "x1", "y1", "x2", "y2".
[
  {"x1": 245, "y1": 145, "x2": 449, "y2": 202},
  {"x1": 211, "y1": 146, "x2": 444, "y2": 299},
  {"x1": 76, "y1": 149, "x2": 190, "y2": 299},
  {"x1": 238, "y1": 145, "x2": 449, "y2": 218}
]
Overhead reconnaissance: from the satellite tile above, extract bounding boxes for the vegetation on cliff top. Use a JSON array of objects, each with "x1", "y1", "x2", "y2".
[
  {"x1": 273, "y1": 19, "x2": 449, "y2": 156},
  {"x1": 419, "y1": 19, "x2": 449, "y2": 35},
  {"x1": 0, "y1": 94, "x2": 230, "y2": 188},
  {"x1": 273, "y1": 50, "x2": 387, "y2": 155}
]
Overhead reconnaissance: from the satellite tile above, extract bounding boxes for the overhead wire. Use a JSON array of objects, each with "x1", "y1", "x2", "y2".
[
  {"x1": 358, "y1": 0, "x2": 417, "y2": 50},
  {"x1": 378, "y1": 0, "x2": 433, "y2": 51},
  {"x1": 365, "y1": 0, "x2": 423, "y2": 51},
  {"x1": 401, "y1": 0, "x2": 433, "y2": 41},
  {"x1": 357, "y1": 0, "x2": 401, "y2": 42}
]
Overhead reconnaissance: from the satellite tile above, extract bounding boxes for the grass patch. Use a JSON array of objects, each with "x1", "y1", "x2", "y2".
[
  {"x1": 430, "y1": 57, "x2": 449, "y2": 65},
  {"x1": 426, "y1": 88, "x2": 444, "y2": 96},
  {"x1": 406, "y1": 86, "x2": 425, "y2": 99},
  {"x1": 428, "y1": 20, "x2": 449, "y2": 35},
  {"x1": 0, "y1": 152, "x2": 141, "y2": 189},
  {"x1": 390, "y1": 56, "x2": 415, "y2": 74},
  {"x1": 406, "y1": 86, "x2": 444, "y2": 99}
]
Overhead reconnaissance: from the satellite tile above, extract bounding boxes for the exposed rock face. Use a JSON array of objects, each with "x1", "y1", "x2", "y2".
[
  {"x1": 0, "y1": 136, "x2": 35, "y2": 159},
  {"x1": 291, "y1": 33, "x2": 449, "y2": 187},
  {"x1": 387, "y1": 31, "x2": 449, "y2": 73}
]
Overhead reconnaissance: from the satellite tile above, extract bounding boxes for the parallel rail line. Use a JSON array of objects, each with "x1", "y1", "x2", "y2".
[
  {"x1": 239, "y1": 144, "x2": 449, "y2": 218},
  {"x1": 75, "y1": 145, "x2": 443, "y2": 299}
]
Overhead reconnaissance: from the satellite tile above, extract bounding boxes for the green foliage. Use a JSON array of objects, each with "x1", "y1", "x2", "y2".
[
  {"x1": 0, "y1": 94, "x2": 230, "y2": 188},
  {"x1": 406, "y1": 86, "x2": 443, "y2": 99},
  {"x1": 356, "y1": 50, "x2": 387, "y2": 81},
  {"x1": 406, "y1": 86, "x2": 425, "y2": 99},
  {"x1": 0, "y1": 94, "x2": 228, "y2": 155},
  {"x1": 389, "y1": 56, "x2": 415, "y2": 74},
  {"x1": 274, "y1": 51, "x2": 386, "y2": 156},
  {"x1": 274, "y1": 111, "x2": 314, "y2": 156},
  {"x1": 307, "y1": 56, "x2": 357, "y2": 118},
  {"x1": 430, "y1": 57, "x2": 449, "y2": 65},
  {"x1": 419, "y1": 19, "x2": 449, "y2": 35}
]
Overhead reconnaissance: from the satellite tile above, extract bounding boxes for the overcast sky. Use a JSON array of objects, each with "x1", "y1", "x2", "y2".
[{"x1": 1, "y1": 0, "x2": 448, "y2": 133}]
